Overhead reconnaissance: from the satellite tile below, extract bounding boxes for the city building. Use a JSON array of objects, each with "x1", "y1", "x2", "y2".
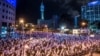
[
  {"x1": 81, "y1": 0, "x2": 100, "y2": 29},
  {"x1": 38, "y1": 15, "x2": 59, "y2": 29},
  {"x1": 0, "y1": 0, "x2": 16, "y2": 37},
  {"x1": 37, "y1": 0, "x2": 45, "y2": 25},
  {"x1": 38, "y1": 0, "x2": 59, "y2": 29},
  {"x1": 40, "y1": 0, "x2": 44, "y2": 20}
]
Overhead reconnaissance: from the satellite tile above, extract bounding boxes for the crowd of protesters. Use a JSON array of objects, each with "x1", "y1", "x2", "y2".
[{"x1": 0, "y1": 32, "x2": 100, "y2": 56}]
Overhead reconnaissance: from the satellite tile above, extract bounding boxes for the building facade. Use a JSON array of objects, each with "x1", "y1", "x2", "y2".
[
  {"x1": 0, "y1": 0, "x2": 16, "y2": 37},
  {"x1": 81, "y1": 0, "x2": 100, "y2": 29}
]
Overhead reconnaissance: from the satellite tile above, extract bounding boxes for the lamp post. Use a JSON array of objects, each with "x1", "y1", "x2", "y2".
[
  {"x1": 30, "y1": 28, "x2": 34, "y2": 37},
  {"x1": 43, "y1": 25, "x2": 48, "y2": 32},
  {"x1": 25, "y1": 24, "x2": 28, "y2": 28},
  {"x1": 16, "y1": 24, "x2": 18, "y2": 27},
  {"x1": 81, "y1": 21, "x2": 86, "y2": 28},
  {"x1": 61, "y1": 26, "x2": 65, "y2": 33},
  {"x1": 32, "y1": 24, "x2": 34, "y2": 27},
  {"x1": 19, "y1": 18, "x2": 25, "y2": 38}
]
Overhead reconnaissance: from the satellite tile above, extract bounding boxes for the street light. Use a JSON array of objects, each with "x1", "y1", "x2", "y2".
[
  {"x1": 25, "y1": 24, "x2": 28, "y2": 27},
  {"x1": 30, "y1": 28, "x2": 34, "y2": 37},
  {"x1": 81, "y1": 21, "x2": 86, "y2": 27},
  {"x1": 90, "y1": 34, "x2": 95, "y2": 37},
  {"x1": 61, "y1": 26, "x2": 65, "y2": 30},
  {"x1": 32, "y1": 24, "x2": 34, "y2": 27},
  {"x1": 44, "y1": 24, "x2": 48, "y2": 28},
  {"x1": 19, "y1": 19, "x2": 24, "y2": 24},
  {"x1": 43, "y1": 25, "x2": 48, "y2": 32},
  {"x1": 31, "y1": 28, "x2": 34, "y2": 32},
  {"x1": 16, "y1": 25, "x2": 18, "y2": 27},
  {"x1": 60, "y1": 25, "x2": 66, "y2": 33},
  {"x1": 19, "y1": 18, "x2": 25, "y2": 38}
]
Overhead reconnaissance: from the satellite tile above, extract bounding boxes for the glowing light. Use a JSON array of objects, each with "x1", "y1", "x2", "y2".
[
  {"x1": 88, "y1": 1, "x2": 100, "y2": 6},
  {"x1": 1, "y1": 27, "x2": 7, "y2": 37},
  {"x1": 16, "y1": 25, "x2": 18, "y2": 27},
  {"x1": 24, "y1": 45, "x2": 29, "y2": 49},
  {"x1": 31, "y1": 29, "x2": 34, "y2": 31},
  {"x1": 1, "y1": 31, "x2": 7, "y2": 34},
  {"x1": 61, "y1": 25, "x2": 66, "y2": 30},
  {"x1": 61, "y1": 26, "x2": 65, "y2": 30},
  {"x1": 40, "y1": 2, "x2": 44, "y2": 11},
  {"x1": 91, "y1": 1, "x2": 98, "y2": 4},
  {"x1": 81, "y1": 22, "x2": 86, "y2": 27},
  {"x1": 73, "y1": 29, "x2": 80, "y2": 35},
  {"x1": 40, "y1": 1, "x2": 44, "y2": 20},
  {"x1": 64, "y1": 29, "x2": 69, "y2": 31},
  {"x1": 19, "y1": 19, "x2": 24, "y2": 24},
  {"x1": 1, "y1": 27, "x2": 7, "y2": 34},
  {"x1": 44, "y1": 25, "x2": 48, "y2": 28},
  {"x1": 30, "y1": 38, "x2": 33, "y2": 40},
  {"x1": 25, "y1": 24, "x2": 28, "y2": 27},
  {"x1": 6, "y1": 0, "x2": 16, "y2": 7},
  {"x1": 32, "y1": 25, "x2": 34, "y2": 27},
  {"x1": 90, "y1": 34, "x2": 95, "y2": 37}
]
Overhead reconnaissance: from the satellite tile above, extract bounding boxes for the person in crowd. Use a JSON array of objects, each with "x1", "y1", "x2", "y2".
[{"x1": 0, "y1": 32, "x2": 99, "y2": 56}]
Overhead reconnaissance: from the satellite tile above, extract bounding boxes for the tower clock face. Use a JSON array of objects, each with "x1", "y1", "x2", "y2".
[{"x1": 6, "y1": 0, "x2": 16, "y2": 7}]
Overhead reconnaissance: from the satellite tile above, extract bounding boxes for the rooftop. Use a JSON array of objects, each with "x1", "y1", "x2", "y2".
[{"x1": 88, "y1": 1, "x2": 100, "y2": 6}]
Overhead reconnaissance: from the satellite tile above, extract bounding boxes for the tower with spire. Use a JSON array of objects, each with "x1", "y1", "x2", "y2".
[
  {"x1": 40, "y1": 0, "x2": 44, "y2": 20},
  {"x1": 37, "y1": 0, "x2": 59, "y2": 29}
]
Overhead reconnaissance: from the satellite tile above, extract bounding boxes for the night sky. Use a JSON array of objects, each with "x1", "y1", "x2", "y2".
[{"x1": 16, "y1": 0, "x2": 90, "y2": 24}]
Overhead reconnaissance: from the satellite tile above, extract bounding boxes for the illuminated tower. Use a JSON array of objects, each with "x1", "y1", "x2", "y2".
[{"x1": 40, "y1": 0, "x2": 45, "y2": 20}]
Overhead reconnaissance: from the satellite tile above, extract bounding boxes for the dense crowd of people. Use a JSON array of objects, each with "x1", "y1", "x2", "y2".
[{"x1": 0, "y1": 32, "x2": 100, "y2": 56}]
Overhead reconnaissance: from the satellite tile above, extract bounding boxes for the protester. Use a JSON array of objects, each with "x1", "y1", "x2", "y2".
[{"x1": 0, "y1": 32, "x2": 100, "y2": 56}]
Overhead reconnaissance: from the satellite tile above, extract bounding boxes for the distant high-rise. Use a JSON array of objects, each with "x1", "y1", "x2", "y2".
[
  {"x1": 81, "y1": 0, "x2": 100, "y2": 29},
  {"x1": 40, "y1": 0, "x2": 44, "y2": 20},
  {"x1": 37, "y1": 1, "x2": 59, "y2": 29}
]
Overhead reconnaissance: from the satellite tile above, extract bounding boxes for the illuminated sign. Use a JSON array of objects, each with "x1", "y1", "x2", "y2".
[
  {"x1": 6, "y1": 0, "x2": 16, "y2": 7},
  {"x1": 90, "y1": 34, "x2": 95, "y2": 37},
  {"x1": 1, "y1": 27, "x2": 7, "y2": 37},
  {"x1": 72, "y1": 29, "x2": 80, "y2": 35}
]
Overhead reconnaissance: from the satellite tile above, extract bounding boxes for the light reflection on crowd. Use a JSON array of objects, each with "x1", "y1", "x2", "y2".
[{"x1": 0, "y1": 32, "x2": 100, "y2": 56}]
